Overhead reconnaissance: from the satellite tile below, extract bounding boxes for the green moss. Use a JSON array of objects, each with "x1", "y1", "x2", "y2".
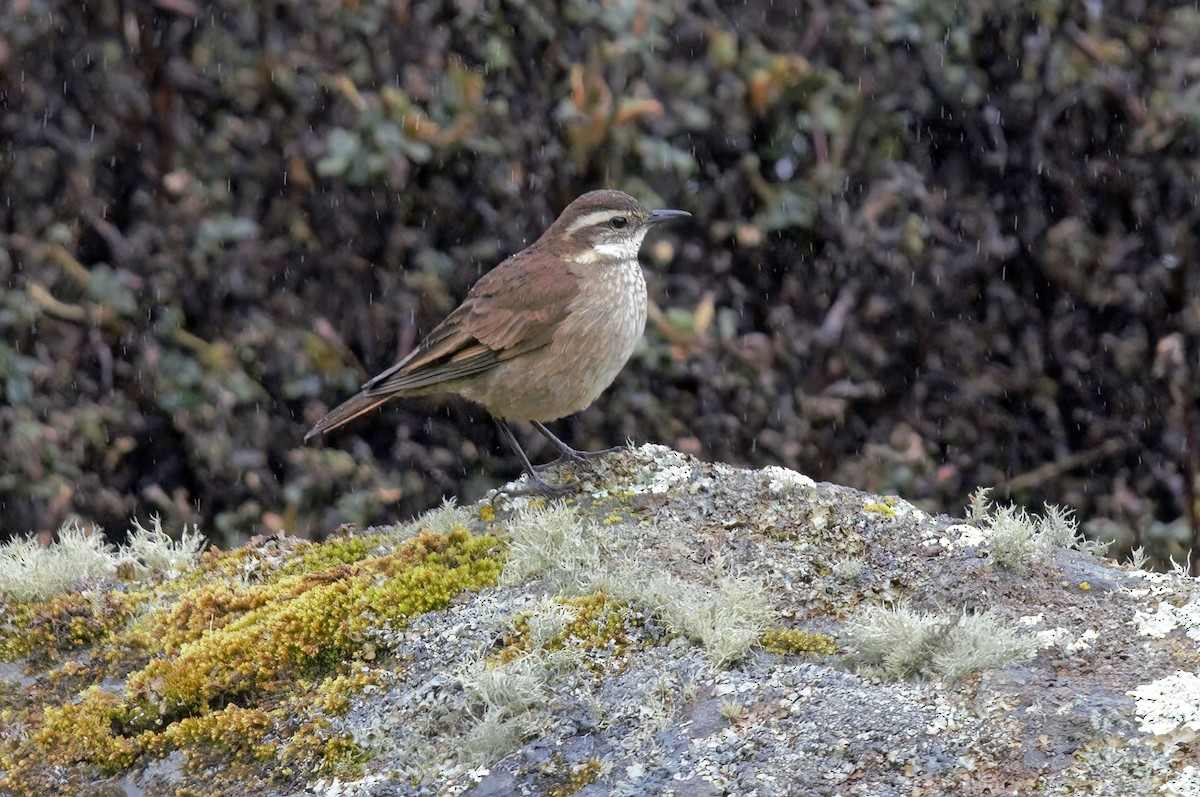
[
  {"x1": 144, "y1": 577, "x2": 281, "y2": 653},
  {"x1": 274, "y1": 668, "x2": 388, "y2": 777},
  {"x1": 284, "y1": 529, "x2": 439, "y2": 577},
  {"x1": 282, "y1": 535, "x2": 377, "y2": 574},
  {"x1": 0, "y1": 525, "x2": 504, "y2": 794},
  {"x1": 38, "y1": 659, "x2": 112, "y2": 707},
  {"x1": 761, "y1": 628, "x2": 839, "y2": 656}
]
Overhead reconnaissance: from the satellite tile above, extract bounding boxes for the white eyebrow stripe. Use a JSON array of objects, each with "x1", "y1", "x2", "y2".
[{"x1": 565, "y1": 209, "x2": 622, "y2": 234}]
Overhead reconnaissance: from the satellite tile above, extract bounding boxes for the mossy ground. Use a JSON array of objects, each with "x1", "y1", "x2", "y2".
[
  {"x1": 0, "y1": 522, "x2": 503, "y2": 795},
  {"x1": 3, "y1": 447, "x2": 1166, "y2": 795},
  {"x1": 497, "y1": 591, "x2": 647, "y2": 665},
  {"x1": 760, "y1": 628, "x2": 839, "y2": 657}
]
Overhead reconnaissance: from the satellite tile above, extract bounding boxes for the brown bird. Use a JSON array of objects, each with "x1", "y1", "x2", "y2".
[{"x1": 306, "y1": 189, "x2": 690, "y2": 492}]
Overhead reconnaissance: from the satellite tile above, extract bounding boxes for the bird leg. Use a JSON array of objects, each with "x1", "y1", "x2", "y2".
[
  {"x1": 494, "y1": 419, "x2": 576, "y2": 495},
  {"x1": 530, "y1": 421, "x2": 627, "y2": 471}
]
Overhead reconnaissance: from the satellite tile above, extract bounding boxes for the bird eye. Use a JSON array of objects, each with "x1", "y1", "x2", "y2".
[{"x1": 609, "y1": 216, "x2": 628, "y2": 229}]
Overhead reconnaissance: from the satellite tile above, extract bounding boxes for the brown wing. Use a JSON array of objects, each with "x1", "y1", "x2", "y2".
[{"x1": 306, "y1": 249, "x2": 579, "y2": 438}]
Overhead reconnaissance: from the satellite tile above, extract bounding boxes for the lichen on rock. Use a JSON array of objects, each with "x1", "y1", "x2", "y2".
[{"x1": 2, "y1": 445, "x2": 1197, "y2": 796}]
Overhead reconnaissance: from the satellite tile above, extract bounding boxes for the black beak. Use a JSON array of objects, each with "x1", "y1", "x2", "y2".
[{"x1": 649, "y1": 208, "x2": 691, "y2": 224}]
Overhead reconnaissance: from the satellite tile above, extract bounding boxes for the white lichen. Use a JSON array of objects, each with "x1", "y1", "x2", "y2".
[
  {"x1": 457, "y1": 648, "x2": 572, "y2": 765},
  {"x1": 936, "y1": 523, "x2": 987, "y2": 550},
  {"x1": 831, "y1": 557, "x2": 864, "y2": 582},
  {"x1": 761, "y1": 465, "x2": 815, "y2": 495},
  {"x1": 500, "y1": 502, "x2": 610, "y2": 594},
  {"x1": 0, "y1": 521, "x2": 118, "y2": 602},
  {"x1": 621, "y1": 444, "x2": 698, "y2": 494},
  {"x1": 612, "y1": 567, "x2": 774, "y2": 667},
  {"x1": 1163, "y1": 765, "x2": 1200, "y2": 797},
  {"x1": 384, "y1": 497, "x2": 474, "y2": 539},
  {"x1": 1031, "y1": 624, "x2": 1101, "y2": 654},
  {"x1": 1134, "y1": 599, "x2": 1200, "y2": 640},
  {"x1": 0, "y1": 517, "x2": 206, "y2": 603},
  {"x1": 1127, "y1": 671, "x2": 1200, "y2": 735},
  {"x1": 847, "y1": 605, "x2": 1037, "y2": 682},
  {"x1": 121, "y1": 516, "x2": 206, "y2": 579},
  {"x1": 961, "y1": 491, "x2": 1085, "y2": 572},
  {"x1": 501, "y1": 502, "x2": 774, "y2": 666}
]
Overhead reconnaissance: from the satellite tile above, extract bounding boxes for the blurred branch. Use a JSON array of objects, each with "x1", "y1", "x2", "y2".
[
  {"x1": 27, "y1": 283, "x2": 88, "y2": 324},
  {"x1": 996, "y1": 438, "x2": 1129, "y2": 497}
]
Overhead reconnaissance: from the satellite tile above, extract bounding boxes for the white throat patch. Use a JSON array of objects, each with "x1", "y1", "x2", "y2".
[{"x1": 592, "y1": 235, "x2": 645, "y2": 260}]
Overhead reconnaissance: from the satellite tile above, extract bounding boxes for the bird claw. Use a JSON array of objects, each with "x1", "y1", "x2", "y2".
[
  {"x1": 532, "y1": 444, "x2": 627, "y2": 472},
  {"x1": 505, "y1": 475, "x2": 580, "y2": 497}
]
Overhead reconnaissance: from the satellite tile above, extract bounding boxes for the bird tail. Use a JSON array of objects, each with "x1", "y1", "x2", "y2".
[{"x1": 305, "y1": 393, "x2": 393, "y2": 441}]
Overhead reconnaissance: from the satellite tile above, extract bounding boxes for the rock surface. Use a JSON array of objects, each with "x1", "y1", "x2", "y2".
[{"x1": 2, "y1": 446, "x2": 1198, "y2": 796}]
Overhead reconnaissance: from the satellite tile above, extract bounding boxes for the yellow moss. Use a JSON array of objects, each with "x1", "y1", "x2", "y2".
[
  {"x1": 278, "y1": 712, "x2": 369, "y2": 777},
  {"x1": 282, "y1": 534, "x2": 397, "y2": 576},
  {"x1": 761, "y1": 628, "x2": 838, "y2": 656},
  {"x1": 479, "y1": 504, "x2": 496, "y2": 522},
  {"x1": 31, "y1": 686, "x2": 145, "y2": 775},
  {"x1": 139, "y1": 536, "x2": 394, "y2": 656},
  {"x1": 39, "y1": 659, "x2": 110, "y2": 706},
  {"x1": 0, "y1": 525, "x2": 504, "y2": 793},
  {"x1": 546, "y1": 756, "x2": 604, "y2": 796},
  {"x1": 601, "y1": 513, "x2": 623, "y2": 525},
  {"x1": 863, "y1": 497, "x2": 898, "y2": 517},
  {"x1": 0, "y1": 591, "x2": 131, "y2": 662},
  {"x1": 559, "y1": 592, "x2": 637, "y2": 651},
  {"x1": 126, "y1": 528, "x2": 501, "y2": 714},
  {"x1": 155, "y1": 704, "x2": 274, "y2": 760},
  {"x1": 199, "y1": 537, "x2": 298, "y2": 580},
  {"x1": 145, "y1": 578, "x2": 283, "y2": 653},
  {"x1": 0, "y1": 603, "x2": 33, "y2": 661},
  {"x1": 271, "y1": 667, "x2": 386, "y2": 777},
  {"x1": 499, "y1": 591, "x2": 641, "y2": 663}
]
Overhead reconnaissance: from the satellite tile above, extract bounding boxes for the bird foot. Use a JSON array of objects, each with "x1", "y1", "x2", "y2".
[
  {"x1": 504, "y1": 474, "x2": 580, "y2": 497},
  {"x1": 532, "y1": 444, "x2": 628, "y2": 472}
]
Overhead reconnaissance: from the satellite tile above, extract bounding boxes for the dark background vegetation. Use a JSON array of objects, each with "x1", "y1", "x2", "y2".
[{"x1": 3, "y1": 0, "x2": 1199, "y2": 566}]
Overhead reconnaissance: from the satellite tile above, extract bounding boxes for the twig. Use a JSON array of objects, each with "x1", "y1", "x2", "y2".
[{"x1": 996, "y1": 438, "x2": 1129, "y2": 496}]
